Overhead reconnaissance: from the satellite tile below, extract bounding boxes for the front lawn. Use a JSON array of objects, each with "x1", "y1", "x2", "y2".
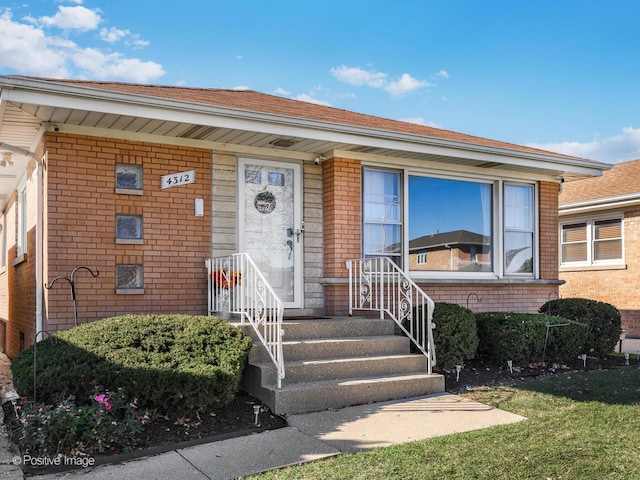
[{"x1": 252, "y1": 367, "x2": 640, "y2": 479}]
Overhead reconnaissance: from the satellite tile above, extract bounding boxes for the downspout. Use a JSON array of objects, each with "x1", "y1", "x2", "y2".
[{"x1": 35, "y1": 155, "x2": 44, "y2": 341}]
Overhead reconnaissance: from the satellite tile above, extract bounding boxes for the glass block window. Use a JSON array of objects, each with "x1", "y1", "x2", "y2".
[
  {"x1": 116, "y1": 215, "x2": 143, "y2": 239},
  {"x1": 116, "y1": 164, "x2": 143, "y2": 190},
  {"x1": 116, "y1": 264, "x2": 143, "y2": 289}
]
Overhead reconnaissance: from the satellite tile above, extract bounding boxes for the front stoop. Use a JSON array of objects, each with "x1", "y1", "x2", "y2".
[{"x1": 232, "y1": 317, "x2": 445, "y2": 415}]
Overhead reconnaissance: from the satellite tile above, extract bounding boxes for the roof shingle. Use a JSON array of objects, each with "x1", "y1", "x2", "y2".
[
  {"x1": 559, "y1": 159, "x2": 640, "y2": 205},
  {"x1": 16, "y1": 76, "x2": 587, "y2": 161}
]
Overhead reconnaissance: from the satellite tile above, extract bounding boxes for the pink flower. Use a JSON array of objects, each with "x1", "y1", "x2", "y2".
[{"x1": 94, "y1": 394, "x2": 105, "y2": 403}]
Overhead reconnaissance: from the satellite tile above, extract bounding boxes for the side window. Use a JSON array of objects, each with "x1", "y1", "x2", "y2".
[
  {"x1": 561, "y1": 218, "x2": 622, "y2": 265},
  {"x1": 362, "y1": 169, "x2": 402, "y2": 266},
  {"x1": 504, "y1": 184, "x2": 534, "y2": 275}
]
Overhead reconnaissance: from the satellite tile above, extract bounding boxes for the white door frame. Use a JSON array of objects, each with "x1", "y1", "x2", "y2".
[{"x1": 238, "y1": 157, "x2": 304, "y2": 308}]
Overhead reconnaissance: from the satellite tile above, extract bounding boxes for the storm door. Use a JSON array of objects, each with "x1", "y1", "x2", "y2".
[{"x1": 238, "y1": 158, "x2": 303, "y2": 308}]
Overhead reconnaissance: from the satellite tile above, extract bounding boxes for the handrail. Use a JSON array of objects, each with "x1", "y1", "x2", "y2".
[
  {"x1": 346, "y1": 257, "x2": 436, "y2": 373},
  {"x1": 206, "y1": 254, "x2": 285, "y2": 388}
]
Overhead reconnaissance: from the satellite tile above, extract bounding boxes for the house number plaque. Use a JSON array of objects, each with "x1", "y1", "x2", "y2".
[{"x1": 161, "y1": 169, "x2": 195, "y2": 189}]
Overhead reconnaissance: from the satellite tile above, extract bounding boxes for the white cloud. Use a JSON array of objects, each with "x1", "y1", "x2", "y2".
[
  {"x1": 232, "y1": 85, "x2": 250, "y2": 90},
  {"x1": 70, "y1": 47, "x2": 164, "y2": 82},
  {"x1": 295, "y1": 93, "x2": 331, "y2": 106},
  {"x1": 385, "y1": 73, "x2": 431, "y2": 98},
  {"x1": 436, "y1": 70, "x2": 449, "y2": 79},
  {"x1": 330, "y1": 65, "x2": 387, "y2": 88},
  {"x1": 274, "y1": 87, "x2": 290, "y2": 96},
  {"x1": 38, "y1": 5, "x2": 101, "y2": 31},
  {"x1": 99, "y1": 26, "x2": 128, "y2": 43},
  {"x1": 331, "y1": 64, "x2": 431, "y2": 98},
  {"x1": 527, "y1": 127, "x2": 640, "y2": 163},
  {"x1": 0, "y1": 8, "x2": 164, "y2": 82}
]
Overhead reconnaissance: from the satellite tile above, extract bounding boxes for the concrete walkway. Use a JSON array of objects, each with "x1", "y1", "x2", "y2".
[
  {"x1": 618, "y1": 336, "x2": 640, "y2": 355},
  {"x1": 23, "y1": 393, "x2": 524, "y2": 480}
]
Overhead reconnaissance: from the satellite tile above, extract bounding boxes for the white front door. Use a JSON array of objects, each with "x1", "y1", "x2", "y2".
[{"x1": 238, "y1": 158, "x2": 303, "y2": 308}]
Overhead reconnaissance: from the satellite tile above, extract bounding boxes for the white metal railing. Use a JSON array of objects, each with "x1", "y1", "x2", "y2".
[
  {"x1": 206, "y1": 253, "x2": 285, "y2": 388},
  {"x1": 346, "y1": 257, "x2": 436, "y2": 373}
]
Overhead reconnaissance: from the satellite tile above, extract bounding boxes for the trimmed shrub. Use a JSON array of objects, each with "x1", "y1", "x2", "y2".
[
  {"x1": 475, "y1": 312, "x2": 589, "y2": 365},
  {"x1": 431, "y1": 302, "x2": 479, "y2": 369},
  {"x1": 540, "y1": 298, "x2": 622, "y2": 358},
  {"x1": 11, "y1": 314, "x2": 253, "y2": 414}
]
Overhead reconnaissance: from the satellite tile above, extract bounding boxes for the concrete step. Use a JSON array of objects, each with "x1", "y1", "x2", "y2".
[
  {"x1": 256, "y1": 354, "x2": 428, "y2": 385},
  {"x1": 231, "y1": 317, "x2": 396, "y2": 342},
  {"x1": 233, "y1": 316, "x2": 444, "y2": 415},
  {"x1": 280, "y1": 317, "x2": 396, "y2": 340},
  {"x1": 266, "y1": 373, "x2": 445, "y2": 415},
  {"x1": 249, "y1": 335, "x2": 410, "y2": 363}
]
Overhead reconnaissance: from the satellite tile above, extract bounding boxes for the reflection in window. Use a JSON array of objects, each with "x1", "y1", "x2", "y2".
[
  {"x1": 268, "y1": 172, "x2": 285, "y2": 186},
  {"x1": 504, "y1": 184, "x2": 534, "y2": 274},
  {"x1": 363, "y1": 169, "x2": 401, "y2": 264},
  {"x1": 408, "y1": 176, "x2": 492, "y2": 272}
]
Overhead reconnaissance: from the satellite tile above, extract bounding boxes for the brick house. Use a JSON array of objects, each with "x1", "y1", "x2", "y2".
[
  {"x1": 559, "y1": 159, "x2": 640, "y2": 337},
  {"x1": 0, "y1": 75, "x2": 609, "y2": 362}
]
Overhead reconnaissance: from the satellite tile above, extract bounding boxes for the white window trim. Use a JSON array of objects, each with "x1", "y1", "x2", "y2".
[
  {"x1": 559, "y1": 214, "x2": 624, "y2": 267},
  {"x1": 502, "y1": 181, "x2": 538, "y2": 278},
  {"x1": 362, "y1": 167, "x2": 403, "y2": 263}
]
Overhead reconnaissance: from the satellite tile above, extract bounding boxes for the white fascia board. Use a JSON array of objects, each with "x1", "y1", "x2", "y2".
[
  {"x1": 2, "y1": 79, "x2": 610, "y2": 177},
  {"x1": 559, "y1": 193, "x2": 640, "y2": 216}
]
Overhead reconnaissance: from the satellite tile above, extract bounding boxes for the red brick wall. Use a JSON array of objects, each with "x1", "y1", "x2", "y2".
[
  {"x1": 539, "y1": 182, "x2": 559, "y2": 280},
  {"x1": 323, "y1": 157, "x2": 361, "y2": 277},
  {"x1": 560, "y1": 207, "x2": 640, "y2": 336},
  {"x1": 6, "y1": 229, "x2": 36, "y2": 357},
  {"x1": 44, "y1": 133, "x2": 211, "y2": 331}
]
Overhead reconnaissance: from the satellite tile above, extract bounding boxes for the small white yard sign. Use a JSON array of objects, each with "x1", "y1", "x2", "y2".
[{"x1": 160, "y1": 170, "x2": 195, "y2": 189}]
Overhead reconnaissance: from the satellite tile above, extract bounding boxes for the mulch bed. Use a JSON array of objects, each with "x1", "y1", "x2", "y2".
[
  {"x1": 438, "y1": 353, "x2": 633, "y2": 394},
  {"x1": 2, "y1": 390, "x2": 287, "y2": 475}
]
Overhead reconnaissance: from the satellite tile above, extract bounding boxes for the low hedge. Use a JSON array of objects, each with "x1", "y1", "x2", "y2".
[
  {"x1": 475, "y1": 312, "x2": 589, "y2": 365},
  {"x1": 11, "y1": 314, "x2": 253, "y2": 413},
  {"x1": 539, "y1": 298, "x2": 622, "y2": 358},
  {"x1": 432, "y1": 302, "x2": 479, "y2": 369}
]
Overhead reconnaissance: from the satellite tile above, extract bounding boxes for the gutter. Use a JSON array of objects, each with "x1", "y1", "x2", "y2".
[{"x1": 559, "y1": 192, "x2": 640, "y2": 215}]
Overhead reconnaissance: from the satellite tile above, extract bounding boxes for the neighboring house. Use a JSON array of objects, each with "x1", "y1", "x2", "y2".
[
  {"x1": 408, "y1": 230, "x2": 491, "y2": 272},
  {"x1": 559, "y1": 159, "x2": 640, "y2": 337},
  {"x1": 0, "y1": 75, "x2": 610, "y2": 360}
]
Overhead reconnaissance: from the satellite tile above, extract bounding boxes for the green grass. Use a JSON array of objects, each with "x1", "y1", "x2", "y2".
[{"x1": 251, "y1": 368, "x2": 640, "y2": 479}]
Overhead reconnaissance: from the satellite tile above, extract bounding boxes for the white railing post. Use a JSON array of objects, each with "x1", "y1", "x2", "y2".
[
  {"x1": 346, "y1": 257, "x2": 436, "y2": 373},
  {"x1": 207, "y1": 253, "x2": 285, "y2": 388}
]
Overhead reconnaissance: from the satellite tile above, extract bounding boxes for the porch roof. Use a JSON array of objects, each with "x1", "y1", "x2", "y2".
[{"x1": 0, "y1": 75, "x2": 611, "y2": 208}]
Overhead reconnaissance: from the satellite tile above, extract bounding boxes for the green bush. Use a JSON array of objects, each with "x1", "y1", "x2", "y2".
[
  {"x1": 475, "y1": 312, "x2": 589, "y2": 365},
  {"x1": 431, "y1": 302, "x2": 479, "y2": 369},
  {"x1": 11, "y1": 314, "x2": 253, "y2": 414},
  {"x1": 540, "y1": 298, "x2": 622, "y2": 358}
]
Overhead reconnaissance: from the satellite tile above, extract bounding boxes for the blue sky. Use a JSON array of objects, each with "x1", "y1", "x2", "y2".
[{"x1": 2, "y1": 0, "x2": 640, "y2": 164}]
